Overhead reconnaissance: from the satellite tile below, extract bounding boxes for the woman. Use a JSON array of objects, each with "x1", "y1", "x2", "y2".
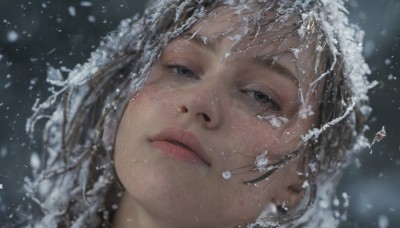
[{"x1": 25, "y1": 0, "x2": 372, "y2": 227}]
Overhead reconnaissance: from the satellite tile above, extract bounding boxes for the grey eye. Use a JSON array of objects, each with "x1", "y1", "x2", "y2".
[
  {"x1": 175, "y1": 66, "x2": 194, "y2": 78},
  {"x1": 253, "y1": 91, "x2": 272, "y2": 104},
  {"x1": 246, "y1": 90, "x2": 281, "y2": 111}
]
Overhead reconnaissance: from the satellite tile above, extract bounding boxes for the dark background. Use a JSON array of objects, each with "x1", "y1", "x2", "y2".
[{"x1": 0, "y1": 0, "x2": 399, "y2": 227}]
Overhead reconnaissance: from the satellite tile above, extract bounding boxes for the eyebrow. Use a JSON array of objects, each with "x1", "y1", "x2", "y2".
[
  {"x1": 180, "y1": 32, "x2": 219, "y2": 53},
  {"x1": 250, "y1": 56, "x2": 300, "y2": 87},
  {"x1": 177, "y1": 32, "x2": 299, "y2": 87}
]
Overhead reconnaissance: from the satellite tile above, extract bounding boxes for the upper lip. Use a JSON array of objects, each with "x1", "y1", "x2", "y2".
[{"x1": 149, "y1": 127, "x2": 211, "y2": 166}]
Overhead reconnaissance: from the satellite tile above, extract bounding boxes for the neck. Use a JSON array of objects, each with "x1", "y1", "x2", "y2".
[{"x1": 112, "y1": 192, "x2": 244, "y2": 228}]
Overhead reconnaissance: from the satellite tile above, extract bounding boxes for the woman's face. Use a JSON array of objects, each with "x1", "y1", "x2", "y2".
[{"x1": 114, "y1": 6, "x2": 321, "y2": 228}]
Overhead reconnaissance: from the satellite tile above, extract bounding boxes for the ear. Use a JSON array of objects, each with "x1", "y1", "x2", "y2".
[{"x1": 272, "y1": 160, "x2": 306, "y2": 212}]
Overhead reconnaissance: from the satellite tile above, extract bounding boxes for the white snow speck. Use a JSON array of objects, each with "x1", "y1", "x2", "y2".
[
  {"x1": 0, "y1": 146, "x2": 7, "y2": 158},
  {"x1": 80, "y1": 1, "x2": 93, "y2": 7},
  {"x1": 378, "y1": 214, "x2": 389, "y2": 228},
  {"x1": 387, "y1": 74, "x2": 397, "y2": 80},
  {"x1": 68, "y1": 6, "x2": 76, "y2": 17},
  {"x1": 342, "y1": 192, "x2": 349, "y2": 207},
  {"x1": 257, "y1": 114, "x2": 286, "y2": 128},
  {"x1": 255, "y1": 151, "x2": 269, "y2": 172},
  {"x1": 333, "y1": 197, "x2": 340, "y2": 207},
  {"x1": 267, "y1": 115, "x2": 281, "y2": 128},
  {"x1": 302, "y1": 180, "x2": 309, "y2": 188},
  {"x1": 4, "y1": 82, "x2": 11, "y2": 89},
  {"x1": 30, "y1": 152, "x2": 41, "y2": 170},
  {"x1": 7, "y1": 30, "x2": 19, "y2": 43},
  {"x1": 222, "y1": 170, "x2": 232, "y2": 179},
  {"x1": 278, "y1": 116, "x2": 289, "y2": 124},
  {"x1": 319, "y1": 199, "x2": 329, "y2": 209},
  {"x1": 384, "y1": 58, "x2": 391, "y2": 65},
  {"x1": 0, "y1": 184, "x2": 3, "y2": 189},
  {"x1": 46, "y1": 66, "x2": 65, "y2": 86},
  {"x1": 308, "y1": 163, "x2": 317, "y2": 172},
  {"x1": 298, "y1": 105, "x2": 314, "y2": 119},
  {"x1": 0, "y1": 54, "x2": 3, "y2": 61},
  {"x1": 291, "y1": 48, "x2": 300, "y2": 58},
  {"x1": 88, "y1": 15, "x2": 96, "y2": 23}
]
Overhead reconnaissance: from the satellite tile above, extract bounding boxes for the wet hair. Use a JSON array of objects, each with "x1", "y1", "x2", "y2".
[{"x1": 25, "y1": 0, "x2": 371, "y2": 227}]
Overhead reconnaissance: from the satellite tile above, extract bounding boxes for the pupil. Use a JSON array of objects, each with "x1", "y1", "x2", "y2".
[
  {"x1": 255, "y1": 92, "x2": 269, "y2": 103},
  {"x1": 178, "y1": 67, "x2": 190, "y2": 76}
]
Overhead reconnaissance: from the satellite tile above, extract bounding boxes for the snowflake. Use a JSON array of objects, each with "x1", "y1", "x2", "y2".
[
  {"x1": 298, "y1": 105, "x2": 314, "y2": 119},
  {"x1": 222, "y1": 170, "x2": 232, "y2": 180},
  {"x1": 254, "y1": 151, "x2": 269, "y2": 172}
]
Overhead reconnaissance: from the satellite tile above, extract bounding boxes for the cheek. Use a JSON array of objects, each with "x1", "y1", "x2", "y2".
[
  {"x1": 226, "y1": 111, "x2": 306, "y2": 157},
  {"x1": 131, "y1": 85, "x2": 169, "y2": 109},
  {"x1": 227, "y1": 111, "x2": 276, "y2": 152},
  {"x1": 124, "y1": 84, "x2": 180, "y2": 126}
]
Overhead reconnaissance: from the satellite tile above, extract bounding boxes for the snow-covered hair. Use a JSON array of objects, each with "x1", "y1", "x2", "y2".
[{"x1": 25, "y1": 0, "x2": 372, "y2": 227}]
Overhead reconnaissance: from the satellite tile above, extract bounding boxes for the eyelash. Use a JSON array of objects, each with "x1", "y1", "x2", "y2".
[
  {"x1": 166, "y1": 64, "x2": 198, "y2": 79},
  {"x1": 244, "y1": 90, "x2": 281, "y2": 112}
]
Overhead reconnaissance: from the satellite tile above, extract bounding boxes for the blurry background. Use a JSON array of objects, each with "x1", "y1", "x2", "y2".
[{"x1": 0, "y1": 0, "x2": 398, "y2": 227}]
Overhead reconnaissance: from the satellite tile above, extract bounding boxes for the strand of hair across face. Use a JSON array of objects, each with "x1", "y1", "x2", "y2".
[{"x1": 225, "y1": 143, "x2": 306, "y2": 184}]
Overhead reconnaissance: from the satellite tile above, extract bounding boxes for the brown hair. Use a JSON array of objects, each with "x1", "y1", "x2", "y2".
[{"x1": 26, "y1": 1, "x2": 370, "y2": 227}]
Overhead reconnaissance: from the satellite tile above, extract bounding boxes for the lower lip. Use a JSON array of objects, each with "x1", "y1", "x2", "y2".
[{"x1": 151, "y1": 141, "x2": 206, "y2": 165}]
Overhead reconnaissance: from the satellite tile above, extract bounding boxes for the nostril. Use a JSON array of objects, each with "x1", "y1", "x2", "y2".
[
  {"x1": 202, "y1": 113, "x2": 211, "y2": 122},
  {"x1": 177, "y1": 105, "x2": 188, "y2": 113},
  {"x1": 177, "y1": 104, "x2": 212, "y2": 123}
]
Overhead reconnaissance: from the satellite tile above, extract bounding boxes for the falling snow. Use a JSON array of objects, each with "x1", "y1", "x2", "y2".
[
  {"x1": 0, "y1": 0, "x2": 397, "y2": 227},
  {"x1": 30, "y1": 152, "x2": 41, "y2": 170},
  {"x1": 88, "y1": 15, "x2": 96, "y2": 23},
  {"x1": 80, "y1": 1, "x2": 93, "y2": 7},
  {"x1": 6, "y1": 30, "x2": 18, "y2": 43},
  {"x1": 378, "y1": 214, "x2": 389, "y2": 228},
  {"x1": 68, "y1": 6, "x2": 76, "y2": 17}
]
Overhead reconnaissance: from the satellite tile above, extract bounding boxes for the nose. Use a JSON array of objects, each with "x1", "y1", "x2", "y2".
[{"x1": 176, "y1": 85, "x2": 223, "y2": 129}]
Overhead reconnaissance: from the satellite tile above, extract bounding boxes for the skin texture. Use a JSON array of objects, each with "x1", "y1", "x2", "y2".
[{"x1": 113, "y1": 6, "x2": 322, "y2": 228}]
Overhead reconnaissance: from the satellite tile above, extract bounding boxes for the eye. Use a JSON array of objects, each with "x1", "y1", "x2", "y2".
[
  {"x1": 252, "y1": 91, "x2": 271, "y2": 103},
  {"x1": 246, "y1": 90, "x2": 281, "y2": 111},
  {"x1": 174, "y1": 65, "x2": 195, "y2": 78}
]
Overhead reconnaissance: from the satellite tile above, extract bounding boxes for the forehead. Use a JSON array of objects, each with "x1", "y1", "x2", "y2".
[
  {"x1": 184, "y1": 4, "x2": 318, "y2": 83},
  {"x1": 189, "y1": 4, "x2": 304, "y2": 49}
]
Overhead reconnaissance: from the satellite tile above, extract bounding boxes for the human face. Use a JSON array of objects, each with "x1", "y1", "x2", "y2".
[{"x1": 114, "y1": 6, "x2": 321, "y2": 228}]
